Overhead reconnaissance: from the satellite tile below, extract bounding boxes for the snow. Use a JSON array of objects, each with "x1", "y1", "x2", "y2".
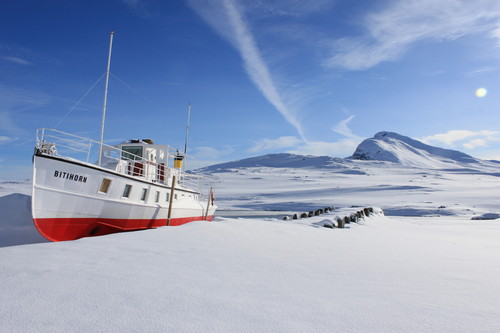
[
  {"x1": 197, "y1": 153, "x2": 349, "y2": 172},
  {"x1": 1, "y1": 134, "x2": 500, "y2": 332},
  {"x1": 351, "y1": 131, "x2": 482, "y2": 167},
  {"x1": 2, "y1": 215, "x2": 500, "y2": 333},
  {"x1": 0, "y1": 180, "x2": 48, "y2": 247}
]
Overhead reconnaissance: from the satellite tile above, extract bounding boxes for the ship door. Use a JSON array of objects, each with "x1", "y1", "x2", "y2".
[{"x1": 157, "y1": 163, "x2": 165, "y2": 182}]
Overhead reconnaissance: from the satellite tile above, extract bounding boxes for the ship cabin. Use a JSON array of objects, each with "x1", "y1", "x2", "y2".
[{"x1": 101, "y1": 138, "x2": 183, "y2": 186}]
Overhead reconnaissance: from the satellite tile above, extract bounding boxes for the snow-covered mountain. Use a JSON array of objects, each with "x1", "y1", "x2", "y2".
[
  {"x1": 197, "y1": 153, "x2": 349, "y2": 172},
  {"x1": 200, "y1": 131, "x2": 492, "y2": 172},
  {"x1": 350, "y1": 131, "x2": 479, "y2": 168}
]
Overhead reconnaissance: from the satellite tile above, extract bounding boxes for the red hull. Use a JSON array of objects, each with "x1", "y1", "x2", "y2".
[{"x1": 33, "y1": 216, "x2": 214, "y2": 242}]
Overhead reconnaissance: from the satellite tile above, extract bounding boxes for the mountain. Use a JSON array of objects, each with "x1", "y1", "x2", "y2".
[
  {"x1": 198, "y1": 132, "x2": 493, "y2": 173},
  {"x1": 197, "y1": 153, "x2": 349, "y2": 173},
  {"x1": 350, "y1": 131, "x2": 479, "y2": 168}
]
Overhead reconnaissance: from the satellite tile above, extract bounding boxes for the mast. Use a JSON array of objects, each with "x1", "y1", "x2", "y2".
[
  {"x1": 184, "y1": 102, "x2": 191, "y2": 155},
  {"x1": 98, "y1": 30, "x2": 115, "y2": 166}
]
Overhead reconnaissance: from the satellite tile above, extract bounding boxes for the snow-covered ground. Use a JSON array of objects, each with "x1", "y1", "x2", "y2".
[{"x1": 1, "y1": 133, "x2": 500, "y2": 332}]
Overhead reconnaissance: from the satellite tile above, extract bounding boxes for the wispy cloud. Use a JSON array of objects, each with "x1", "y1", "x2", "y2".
[
  {"x1": 0, "y1": 136, "x2": 11, "y2": 144},
  {"x1": 0, "y1": 44, "x2": 57, "y2": 67},
  {"x1": 464, "y1": 66, "x2": 498, "y2": 77},
  {"x1": 422, "y1": 130, "x2": 479, "y2": 146},
  {"x1": 188, "y1": 145, "x2": 236, "y2": 169},
  {"x1": 247, "y1": 136, "x2": 302, "y2": 153},
  {"x1": 0, "y1": 86, "x2": 49, "y2": 111},
  {"x1": 192, "y1": 145, "x2": 235, "y2": 160},
  {"x1": 188, "y1": 0, "x2": 307, "y2": 140},
  {"x1": 2, "y1": 56, "x2": 32, "y2": 66},
  {"x1": 246, "y1": 135, "x2": 361, "y2": 158},
  {"x1": 0, "y1": 86, "x2": 50, "y2": 135},
  {"x1": 332, "y1": 115, "x2": 359, "y2": 139},
  {"x1": 288, "y1": 138, "x2": 362, "y2": 157},
  {"x1": 325, "y1": 0, "x2": 500, "y2": 70},
  {"x1": 248, "y1": 114, "x2": 363, "y2": 155},
  {"x1": 248, "y1": 0, "x2": 334, "y2": 18},
  {"x1": 492, "y1": 25, "x2": 500, "y2": 46},
  {"x1": 463, "y1": 139, "x2": 487, "y2": 149},
  {"x1": 121, "y1": 0, "x2": 155, "y2": 17},
  {"x1": 279, "y1": 115, "x2": 363, "y2": 157},
  {"x1": 421, "y1": 129, "x2": 500, "y2": 151},
  {"x1": 0, "y1": 110, "x2": 25, "y2": 136}
]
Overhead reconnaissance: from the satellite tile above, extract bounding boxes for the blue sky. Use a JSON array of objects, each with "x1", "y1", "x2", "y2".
[{"x1": 1, "y1": 0, "x2": 500, "y2": 179}]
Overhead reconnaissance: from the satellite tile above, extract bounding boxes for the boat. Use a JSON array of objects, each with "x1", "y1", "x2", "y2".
[{"x1": 31, "y1": 32, "x2": 216, "y2": 242}]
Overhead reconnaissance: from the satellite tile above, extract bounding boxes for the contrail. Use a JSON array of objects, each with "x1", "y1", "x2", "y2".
[{"x1": 189, "y1": 0, "x2": 307, "y2": 141}]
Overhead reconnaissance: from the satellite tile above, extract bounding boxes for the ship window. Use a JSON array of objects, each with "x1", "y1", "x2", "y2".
[
  {"x1": 155, "y1": 191, "x2": 160, "y2": 203},
  {"x1": 99, "y1": 178, "x2": 111, "y2": 193},
  {"x1": 122, "y1": 184, "x2": 132, "y2": 198},
  {"x1": 166, "y1": 193, "x2": 170, "y2": 202},
  {"x1": 141, "y1": 188, "x2": 148, "y2": 201},
  {"x1": 121, "y1": 146, "x2": 143, "y2": 161},
  {"x1": 174, "y1": 194, "x2": 178, "y2": 200}
]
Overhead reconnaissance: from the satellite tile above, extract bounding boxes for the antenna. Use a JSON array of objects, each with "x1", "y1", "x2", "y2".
[
  {"x1": 98, "y1": 30, "x2": 115, "y2": 167},
  {"x1": 184, "y1": 102, "x2": 191, "y2": 155}
]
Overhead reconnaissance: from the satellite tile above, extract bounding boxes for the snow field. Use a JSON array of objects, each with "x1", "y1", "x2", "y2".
[
  {"x1": 1, "y1": 213, "x2": 499, "y2": 333},
  {"x1": 1, "y1": 137, "x2": 500, "y2": 332}
]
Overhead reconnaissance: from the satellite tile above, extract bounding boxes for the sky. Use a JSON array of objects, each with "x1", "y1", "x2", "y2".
[{"x1": 1, "y1": 0, "x2": 500, "y2": 179}]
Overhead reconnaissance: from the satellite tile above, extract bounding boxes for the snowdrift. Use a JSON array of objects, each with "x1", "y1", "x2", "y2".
[{"x1": 0, "y1": 192, "x2": 48, "y2": 247}]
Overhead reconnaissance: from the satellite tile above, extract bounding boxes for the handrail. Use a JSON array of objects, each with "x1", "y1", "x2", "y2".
[
  {"x1": 36, "y1": 127, "x2": 147, "y2": 162},
  {"x1": 35, "y1": 128, "x2": 215, "y2": 196}
]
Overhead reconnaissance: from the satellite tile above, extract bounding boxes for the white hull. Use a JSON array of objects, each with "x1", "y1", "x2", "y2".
[{"x1": 32, "y1": 154, "x2": 216, "y2": 241}]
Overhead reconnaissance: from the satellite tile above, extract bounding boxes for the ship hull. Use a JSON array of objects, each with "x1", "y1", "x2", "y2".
[{"x1": 32, "y1": 154, "x2": 216, "y2": 241}]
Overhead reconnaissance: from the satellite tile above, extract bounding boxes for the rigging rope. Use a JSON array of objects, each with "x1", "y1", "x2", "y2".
[
  {"x1": 54, "y1": 72, "x2": 165, "y2": 129},
  {"x1": 110, "y1": 72, "x2": 164, "y2": 111},
  {"x1": 53, "y1": 73, "x2": 106, "y2": 129}
]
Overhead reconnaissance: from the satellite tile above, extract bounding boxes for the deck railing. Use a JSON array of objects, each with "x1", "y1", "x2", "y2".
[{"x1": 35, "y1": 128, "x2": 215, "y2": 197}]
